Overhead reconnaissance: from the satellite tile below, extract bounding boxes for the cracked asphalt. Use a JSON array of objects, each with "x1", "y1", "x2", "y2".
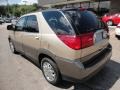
[{"x1": 0, "y1": 23, "x2": 120, "y2": 90}]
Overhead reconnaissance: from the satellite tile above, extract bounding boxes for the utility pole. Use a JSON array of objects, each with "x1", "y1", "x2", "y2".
[{"x1": 98, "y1": 0, "x2": 101, "y2": 12}]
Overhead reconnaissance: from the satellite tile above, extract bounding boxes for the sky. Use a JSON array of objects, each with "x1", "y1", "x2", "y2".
[{"x1": 0, "y1": 0, "x2": 38, "y2": 5}]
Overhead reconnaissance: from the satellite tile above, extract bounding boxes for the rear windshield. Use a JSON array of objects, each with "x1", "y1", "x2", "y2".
[
  {"x1": 64, "y1": 9, "x2": 105, "y2": 34},
  {"x1": 42, "y1": 11, "x2": 75, "y2": 35}
]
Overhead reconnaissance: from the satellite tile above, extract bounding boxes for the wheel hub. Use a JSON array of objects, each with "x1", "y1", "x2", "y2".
[{"x1": 43, "y1": 62, "x2": 56, "y2": 82}]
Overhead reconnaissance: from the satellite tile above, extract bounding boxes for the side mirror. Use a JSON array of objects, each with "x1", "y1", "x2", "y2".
[{"x1": 7, "y1": 25, "x2": 14, "y2": 30}]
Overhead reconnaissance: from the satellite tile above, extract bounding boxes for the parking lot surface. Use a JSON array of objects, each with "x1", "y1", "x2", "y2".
[{"x1": 0, "y1": 24, "x2": 120, "y2": 90}]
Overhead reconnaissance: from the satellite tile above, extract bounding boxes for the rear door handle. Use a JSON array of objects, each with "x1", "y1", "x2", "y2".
[{"x1": 35, "y1": 37, "x2": 39, "y2": 40}]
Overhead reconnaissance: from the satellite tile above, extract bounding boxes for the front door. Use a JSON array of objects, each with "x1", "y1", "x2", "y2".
[
  {"x1": 14, "y1": 17, "x2": 26, "y2": 53},
  {"x1": 22, "y1": 15, "x2": 41, "y2": 61}
]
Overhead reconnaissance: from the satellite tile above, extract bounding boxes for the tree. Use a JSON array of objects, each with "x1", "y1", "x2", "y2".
[
  {"x1": 0, "y1": 4, "x2": 38, "y2": 17},
  {"x1": 0, "y1": 5, "x2": 7, "y2": 16}
]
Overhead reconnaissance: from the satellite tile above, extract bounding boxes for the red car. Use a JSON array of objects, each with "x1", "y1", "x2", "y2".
[{"x1": 102, "y1": 13, "x2": 120, "y2": 26}]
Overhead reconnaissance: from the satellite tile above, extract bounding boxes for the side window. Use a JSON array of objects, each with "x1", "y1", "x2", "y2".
[
  {"x1": 15, "y1": 17, "x2": 26, "y2": 31},
  {"x1": 25, "y1": 15, "x2": 39, "y2": 33},
  {"x1": 42, "y1": 11, "x2": 75, "y2": 35}
]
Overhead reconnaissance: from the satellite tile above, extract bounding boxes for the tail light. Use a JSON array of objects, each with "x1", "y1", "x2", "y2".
[
  {"x1": 80, "y1": 32, "x2": 94, "y2": 49},
  {"x1": 57, "y1": 32, "x2": 94, "y2": 50}
]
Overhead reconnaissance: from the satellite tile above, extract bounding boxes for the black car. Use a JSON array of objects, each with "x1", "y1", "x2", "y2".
[{"x1": 5, "y1": 18, "x2": 11, "y2": 23}]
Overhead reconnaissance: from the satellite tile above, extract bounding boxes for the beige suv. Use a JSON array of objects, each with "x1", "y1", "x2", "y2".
[{"x1": 7, "y1": 8, "x2": 112, "y2": 85}]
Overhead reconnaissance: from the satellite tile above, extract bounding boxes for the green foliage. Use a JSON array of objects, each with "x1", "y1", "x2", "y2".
[
  {"x1": 0, "y1": 4, "x2": 38, "y2": 17},
  {"x1": 0, "y1": 5, "x2": 7, "y2": 16}
]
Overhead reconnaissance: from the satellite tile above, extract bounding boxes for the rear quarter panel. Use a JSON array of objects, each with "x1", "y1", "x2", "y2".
[{"x1": 38, "y1": 12, "x2": 82, "y2": 60}]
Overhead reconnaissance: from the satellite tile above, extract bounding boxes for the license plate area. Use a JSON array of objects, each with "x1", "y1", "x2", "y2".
[{"x1": 94, "y1": 30, "x2": 104, "y2": 43}]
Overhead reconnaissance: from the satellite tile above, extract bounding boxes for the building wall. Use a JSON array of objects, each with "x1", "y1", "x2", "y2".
[
  {"x1": 38, "y1": 0, "x2": 120, "y2": 11},
  {"x1": 111, "y1": 0, "x2": 120, "y2": 11},
  {"x1": 90, "y1": 1, "x2": 110, "y2": 9},
  {"x1": 38, "y1": 0, "x2": 67, "y2": 6}
]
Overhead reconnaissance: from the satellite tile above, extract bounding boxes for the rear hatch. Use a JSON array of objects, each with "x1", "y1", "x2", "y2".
[{"x1": 63, "y1": 9, "x2": 109, "y2": 60}]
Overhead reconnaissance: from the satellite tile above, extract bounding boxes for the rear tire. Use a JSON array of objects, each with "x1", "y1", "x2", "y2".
[{"x1": 41, "y1": 57, "x2": 61, "y2": 85}]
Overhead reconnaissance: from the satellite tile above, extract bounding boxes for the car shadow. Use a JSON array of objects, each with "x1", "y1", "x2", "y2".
[
  {"x1": 57, "y1": 81, "x2": 74, "y2": 89},
  {"x1": 74, "y1": 60, "x2": 120, "y2": 90}
]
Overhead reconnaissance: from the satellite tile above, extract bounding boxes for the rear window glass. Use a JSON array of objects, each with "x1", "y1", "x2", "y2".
[
  {"x1": 64, "y1": 10, "x2": 105, "y2": 34},
  {"x1": 42, "y1": 11, "x2": 75, "y2": 35}
]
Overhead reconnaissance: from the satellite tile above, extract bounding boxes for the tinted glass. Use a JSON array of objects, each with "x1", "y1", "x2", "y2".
[
  {"x1": 25, "y1": 15, "x2": 39, "y2": 33},
  {"x1": 16, "y1": 17, "x2": 26, "y2": 31},
  {"x1": 64, "y1": 10, "x2": 105, "y2": 34},
  {"x1": 42, "y1": 11, "x2": 75, "y2": 35}
]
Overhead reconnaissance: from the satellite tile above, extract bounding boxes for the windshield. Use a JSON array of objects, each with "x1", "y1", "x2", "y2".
[{"x1": 64, "y1": 9, "x2": 105, "y2": 34}]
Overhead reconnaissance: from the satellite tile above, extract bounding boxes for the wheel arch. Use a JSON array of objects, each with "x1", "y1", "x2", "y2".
[
  {"x1": 38, "y1": 49, "x2": 57, "y2": 68},
  {"x1": 107, "y1": 19, "x2": 114, "y2": 25}
]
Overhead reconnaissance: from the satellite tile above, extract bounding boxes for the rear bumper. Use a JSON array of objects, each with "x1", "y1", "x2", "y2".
[{"x1": 55, "y1": 44, "x2": 112, "y2": 82}]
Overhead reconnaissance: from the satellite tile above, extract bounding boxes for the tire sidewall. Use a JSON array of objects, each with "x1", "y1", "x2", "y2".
[{"x1": 41, "y1": 58, "x2": 60, "y2": 85}]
